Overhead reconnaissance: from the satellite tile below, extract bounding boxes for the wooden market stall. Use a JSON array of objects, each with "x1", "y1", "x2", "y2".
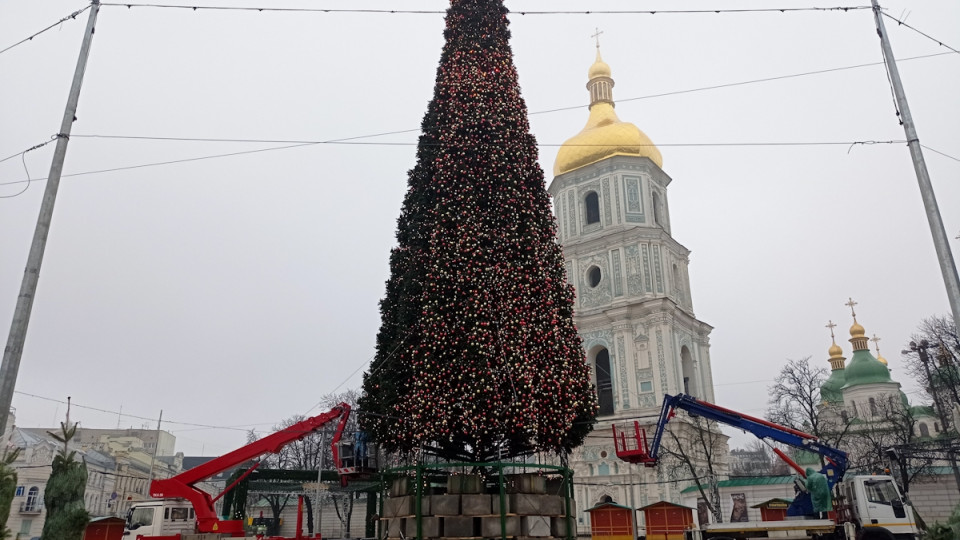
[
  {"x1": 82, "y1": 516, "x2": 126, "y2": 540},
  {"x1": 587, "y1": 501, "x2": 635, "y2": 540},
  {"x1": 750, "y1": 498, "x2": 793, "y2": 522},
  {"x1": 638, "y1": 501, "x2": 694, "y2": 540}
]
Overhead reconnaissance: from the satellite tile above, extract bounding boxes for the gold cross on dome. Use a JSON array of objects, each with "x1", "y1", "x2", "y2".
[
  {"x1": 826, "y1": 320, "x2": 837, "y2": 340},
  {"x1": 870, "y1": 334, "x2": 882, "y2": 354},
  {"x1": 845, "y1": 297, "x2": 858, "y2": 318},
  {"x1": 591, "y1": 27, "x2": 604, "y2": 49}
]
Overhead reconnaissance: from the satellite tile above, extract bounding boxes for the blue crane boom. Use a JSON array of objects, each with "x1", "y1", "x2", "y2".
[{"x1": 613, "y1": 393, "x2": 848, "y2": 517}]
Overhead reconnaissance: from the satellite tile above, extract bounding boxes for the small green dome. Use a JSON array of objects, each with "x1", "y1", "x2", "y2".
[
  {"x1": 821, "y1": 370, "x2": 846, "y2": 404},
  {"x1": 841, "y1": 349, "x2": 892, "y2": 388}
]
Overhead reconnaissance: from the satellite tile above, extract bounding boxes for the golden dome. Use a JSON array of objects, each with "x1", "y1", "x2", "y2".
[
  {"x1": 554, "y1": 50, "x2": 663, "y2": 176},
  {"x1": 876, "y1": 354, "x2": 888, "y2": 366},
  {"x1": 850, "y1": 320, "x2": 866, "y2": 338},
  {"x1": 588, "y1": 50, "x2": 612, "y2": 79},
  {"x1": 829, "y1": 342, "x2": 844, "y2": 359}
]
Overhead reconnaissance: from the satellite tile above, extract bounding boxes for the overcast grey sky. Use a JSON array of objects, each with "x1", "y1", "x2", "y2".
[{"x1": 1, "y1": 0, "x2": 958, "y2": 456}]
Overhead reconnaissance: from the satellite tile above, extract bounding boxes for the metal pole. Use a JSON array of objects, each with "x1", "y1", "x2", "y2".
[
  {"x1": 316, "y1": 430, "x2": 325, "y2": 538},
  {"x1": 145, "y1": 410, "x2": 162, "y2": 496},
  {"x1": 628, "y1": 463, "x2": 637, "y2": 540},
  {"x1": 0, "y1": 0, "x2": 102, "y2": 436},
  {"x1": 871, "y1": 0, "x2": 960, "y2": 335}
]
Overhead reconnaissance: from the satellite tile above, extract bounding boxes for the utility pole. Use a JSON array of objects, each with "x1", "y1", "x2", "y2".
[
  {"x1": 871, "y1": 0, "x2": 960, "y2": 335},
  {"x1": 145, "y1": 410, "x2": 163, "y2": 496},
  {"x1": 0, "y1": 0, "x2": 102, "y2": 436},
  {"x1": 315, "y1": 429, "x2": 326, "y2": 538}
]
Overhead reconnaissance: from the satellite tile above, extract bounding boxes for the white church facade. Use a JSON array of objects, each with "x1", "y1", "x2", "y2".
[{"x1": 548, "y1": 48, "x2": 726, "y2": 532}]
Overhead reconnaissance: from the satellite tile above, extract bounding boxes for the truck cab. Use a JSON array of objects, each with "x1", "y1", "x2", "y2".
[
  {"x1": 124, "y1": 500, "x2": 196, "y2": 539},
  {"x1": 841, "y1": 475, "x2": 919, "y2": 539}
]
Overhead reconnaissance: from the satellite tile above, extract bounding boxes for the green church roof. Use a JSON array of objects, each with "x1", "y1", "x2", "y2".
[
  {"x1": 841, "y1": 348, "x2": 892, "y2": 388},
  {"x1": 680, "y1": 476, "x2": 795, "y2": 494},
  {"x1": 820, "y1": 369, "x2": 845, "y2": 404}
]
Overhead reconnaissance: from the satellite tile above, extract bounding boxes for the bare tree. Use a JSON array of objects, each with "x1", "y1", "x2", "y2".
[
  {"x1": 659, "y1": 413, "x2": 727, "y2": 523},
  {"x1": 767, "y1": 357, "x2": 852, "y2": 458},
  {"x1": 245, "y1": 389, "x2": 361, "y2": 537},
  {"x1": 730, "y1": 440, "x2": 791, "y2": 477},
  {"x1": 903, "y1": 315, "x2": 960, "y2": 425},
  {"x1": 844, "y1": 396, "x2": 934, "y2": 495}
]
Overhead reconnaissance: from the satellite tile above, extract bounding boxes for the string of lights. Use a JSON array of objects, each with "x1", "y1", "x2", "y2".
[
  {"x1": 99, "y1": 3, "x2": 872, "y2": 16},
  {"x1": 0, "y1": 5, "x2": 92, "y2": 57}
]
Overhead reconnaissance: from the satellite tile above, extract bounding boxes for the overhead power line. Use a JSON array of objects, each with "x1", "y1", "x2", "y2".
[
  {"x1": 13, "y1": 389, "x2": 263, "y2": 432},
  {"x1": 1, "y1": 50, "x2": 951, "y2": 178},
  {"x1": 0, "y1": 5, "x2": 92, "y2": 57},
  {"x1": 100, "y1": 3, "x2": 872, "y2": 16},
  {"x1": 881, "y1": 12, "x2": 960, "y2": 55},
  {"x1": 0, "y1": 139, "x2": 910, "y2": 189}
]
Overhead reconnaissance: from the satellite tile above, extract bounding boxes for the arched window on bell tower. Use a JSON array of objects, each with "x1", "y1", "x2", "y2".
[
  {"x1": 652, "y1": 190, "x2": 663, "y2": 227},
  {"x1": 681, "y1": 346, "x2": 697, "y2": 397},
  {"x1": 595, "y1": 348, "x2": 614, "y2": 416},
  {"x1": 585, "y1": 192, "x2": 601, "y2": 225}
]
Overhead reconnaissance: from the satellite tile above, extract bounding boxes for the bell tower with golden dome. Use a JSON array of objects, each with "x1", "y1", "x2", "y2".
[{"x1": 550, "y1": 45, "x2": 721, "y2": 514}]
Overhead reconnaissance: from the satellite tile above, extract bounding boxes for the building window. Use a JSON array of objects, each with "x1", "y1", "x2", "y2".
[
  {"x1": 598, "y1": 463, "x2": 610, "y2": 476},
  {"x1": 935, "y1": 422, "x2": 941, "y2": 433},
  {"x1": 849, "y1": 401, "x2": 856, "y2": 418},
  {"x1": 19, "y1": 519, "x2": 32, "y2": 535},
  {"x1": 640, "y1": 381, "x2": 653, "y2": 393},
  {"x1": 585, "y1": 192, "x2": 600, "y2": 225},
  {"x1": 588, "y1": 464, "x2": 594, "y2": 476},
  {"x1": 869, "y1": 397, "x2": 878, "y2": 417},
  {"x1": 595, "y1": 348, "x2": 614, "y2": 416},
  {"x1": 15, "y1": 486, "x2": 23, "y2": 497},
  {"x1": 25, "y1": 487, "x2": 40, "y2": 512},
  {"x1": 652, "y1": 190, "x2": 662, "y2": 226},
  {"x1": 841, "y1": 410, "x2": 848, "y2": 422},
  {"x1": 919, "y1": 423, "x2": 930, "y2": 438},
  {"x1": 588, "y1": 266, "x2": 602, "y2": 288}
]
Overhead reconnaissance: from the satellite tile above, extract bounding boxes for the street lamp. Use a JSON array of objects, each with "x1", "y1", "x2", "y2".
[{"x1": 904, "y1": 340, "x2": 948, "y2": 429}]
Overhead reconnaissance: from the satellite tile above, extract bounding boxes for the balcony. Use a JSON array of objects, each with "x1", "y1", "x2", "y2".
[{"x1": 19, "y1": 502, "x2": 42, "y2": 514}]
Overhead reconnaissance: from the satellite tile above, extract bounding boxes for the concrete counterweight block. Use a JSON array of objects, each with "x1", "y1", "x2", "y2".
[
  {"x1": 481, "y1": 515, "x2": 520, "y2": 537},
  {"x1": 520, "y1": 515, "x2": 551, "y2": 537},
  {"x1": 429, "y1": 493, "x2": 461, "y2": 515},
  {"x1": 513, "y1": 474, "x2": 546, "y2": 494},
  {"x1": 442, "y1": 515, "x2": 478, "y2": 537},
  {"x1": 541, "y1": 495, "x2": 564, "y2": 516},
  {"x1": 509, "y1": 493, "x2": 542, "y2": 515},
  {"x1": 384, "y1": 495, "x2": 414, "y2": 518},
  {"x1": 391, "y1": 476, "x2": 412, "y2": 497},
  {"x1": 405, "y1": 516, "x2": 441, "y2": 538},
  {"x1": 461, "y1": 494, "x2": 492, "y2": 516},
  {"x1": 492, "y1": 494, "x2": 513, "y2": 515},
  {"x1": 447, "y1": 474, "x2": 483, "y2": 494},
  {"x1": 387, "y1": 518, "x2": 405, "y2": 538},
  {"x1": 551, "y1": 516, "x2": 571, "y2": 537}
]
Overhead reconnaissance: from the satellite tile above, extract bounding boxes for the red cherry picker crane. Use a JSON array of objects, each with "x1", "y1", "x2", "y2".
[{"x1": 124, "y1": 402, "x2": 373, "y2": 540}]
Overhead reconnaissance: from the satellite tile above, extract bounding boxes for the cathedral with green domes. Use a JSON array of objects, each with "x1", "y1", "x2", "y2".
[{"x1": 818, "y1": 301, "x2": 941, "y2": 449}]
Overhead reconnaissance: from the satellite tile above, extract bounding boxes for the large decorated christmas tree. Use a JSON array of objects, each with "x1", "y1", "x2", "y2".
[{"x1": 359, "y1": 0, "x2": 597, "y2": 463}]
